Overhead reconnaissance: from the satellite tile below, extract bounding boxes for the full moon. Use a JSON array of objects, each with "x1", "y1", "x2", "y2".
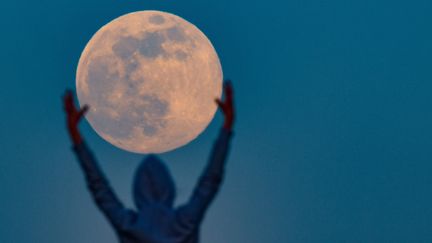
[{"x1": 76, "y1": 11, "x2": 222, "y2": 154}]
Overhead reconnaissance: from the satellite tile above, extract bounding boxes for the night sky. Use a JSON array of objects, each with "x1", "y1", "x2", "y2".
[{"x1": 1, "y1": 0, "x2": 432, "y2": 242}]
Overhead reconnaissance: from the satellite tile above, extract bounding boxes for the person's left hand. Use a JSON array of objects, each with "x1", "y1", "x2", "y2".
[{"x1": 63, "y1": 90, "x2": 89, "y2": 144}]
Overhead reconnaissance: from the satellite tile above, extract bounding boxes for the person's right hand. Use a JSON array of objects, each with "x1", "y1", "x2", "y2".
[
  {"x1": 63, "y1": 90, "x2": 88, "y2": 144},
  {"x1": 215, "y1": 80, "x2": 235, "y2": 131}
]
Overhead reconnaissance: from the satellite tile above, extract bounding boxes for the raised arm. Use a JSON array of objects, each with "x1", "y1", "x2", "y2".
[
  {"x1": 63, "y1": 90, "x2": 136, "y2": 229},
  {"x1": 177, "y1": 81, "x2": 235, "y2": 225}
]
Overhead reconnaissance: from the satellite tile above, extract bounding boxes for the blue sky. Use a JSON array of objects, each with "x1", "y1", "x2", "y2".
[{"x1": 1, "y1": 0, "x2": 432, "y2": 242}]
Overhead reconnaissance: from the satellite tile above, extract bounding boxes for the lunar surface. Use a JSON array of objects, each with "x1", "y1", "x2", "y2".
[{"x1": 76, "y1": 11, "x2": 222, "y2": 153}]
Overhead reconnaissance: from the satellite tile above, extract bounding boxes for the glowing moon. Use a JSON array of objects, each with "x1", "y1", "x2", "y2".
[{"x1": 76, "y1": 11, "x2": 222, "y2": 153}]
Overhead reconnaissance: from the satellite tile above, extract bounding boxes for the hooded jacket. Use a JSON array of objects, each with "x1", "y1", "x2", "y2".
[{"x1": 73, "y1": 128, "x2": 233, "y2": 243}]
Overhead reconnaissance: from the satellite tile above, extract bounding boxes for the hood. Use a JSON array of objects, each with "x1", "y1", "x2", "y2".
[{"x1": 133, "y1": 155, "x2": 175, "y2": 209}]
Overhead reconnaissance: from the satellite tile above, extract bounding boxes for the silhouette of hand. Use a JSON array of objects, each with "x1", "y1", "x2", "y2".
[
  {"x1": 215, "y1": 80, "x2": 235, "y2": 131},
  {"x1": 63, "y1": 90, "x2": 89, "y2": 145}
]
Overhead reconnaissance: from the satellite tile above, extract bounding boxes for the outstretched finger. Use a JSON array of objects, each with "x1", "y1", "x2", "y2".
[
  {"x1": 224, "y1": 80, "x2": 233, "y2": 102},
  {"x1": 63, "y1": 89, "x2": 73, "y2": 101},
  {"x1": 215, "y1": 98, "x2": 224, "y2": 109},
  {"x1": 63, "y1": 90, "x2": 75, "y2": 112},
  {"x1": 78, "y1": 105, "x2": 89, "y2": 119}
]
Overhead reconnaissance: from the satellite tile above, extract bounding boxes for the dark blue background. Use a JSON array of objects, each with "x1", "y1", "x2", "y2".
[{"x1": 1, "y1": 0, "x2": 431, "y2": 242}]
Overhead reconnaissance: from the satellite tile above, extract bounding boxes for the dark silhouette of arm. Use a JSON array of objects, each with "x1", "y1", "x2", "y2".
[
  {"x1": 72, "y1": 142, "x2": 136, "y2": 229},
  {"x1": 63, "y1": 90, "x2": 136, "y2": 229},
  {"x1": 178, "y1": 128, "x2": 233, "y2": 224},
  {"x1": 178, "y1": 81, "x2": 235, "y2": 225}
]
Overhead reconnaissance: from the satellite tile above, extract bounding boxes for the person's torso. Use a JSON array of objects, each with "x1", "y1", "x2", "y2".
[{"x1": 117, "y1": 206, "x2": 199, "y2": 243}]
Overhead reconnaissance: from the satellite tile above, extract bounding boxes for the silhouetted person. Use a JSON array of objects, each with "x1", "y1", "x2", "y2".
[{"x1": 63, "y1": 82, "x2": 235, "y2": 243}]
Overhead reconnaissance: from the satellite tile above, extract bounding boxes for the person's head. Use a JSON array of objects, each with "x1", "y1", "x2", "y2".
[{"x1": 132, "y1": 155, "x2": 176, "y2": 210}]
